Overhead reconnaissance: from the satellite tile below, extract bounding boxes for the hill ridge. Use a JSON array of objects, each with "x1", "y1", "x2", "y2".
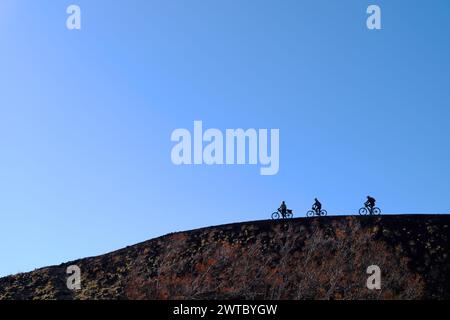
[{"x1": 1, "y1": 214, "x2": 449, "y2": 300}]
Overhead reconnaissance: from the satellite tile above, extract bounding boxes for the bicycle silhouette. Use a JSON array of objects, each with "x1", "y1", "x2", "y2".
[
  {"x1": 306, "y1": 208, "x2": 328, "y2": 218},
  {"x1": 271, "y1": 209, "x2": 293, "y2": 219},
  {"x1": 359, "y1": 206, "x2": 381, "y2": 215}
]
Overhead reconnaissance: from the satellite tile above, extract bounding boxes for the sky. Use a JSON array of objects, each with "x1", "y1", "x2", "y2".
[{"x1": 0, "y1": 0, "x2": 450, "y2": 276}]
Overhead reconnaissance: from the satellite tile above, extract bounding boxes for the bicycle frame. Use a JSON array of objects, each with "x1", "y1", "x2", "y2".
[{"x1": 365, "y1": 205, "x2": 375, "y2": 214}]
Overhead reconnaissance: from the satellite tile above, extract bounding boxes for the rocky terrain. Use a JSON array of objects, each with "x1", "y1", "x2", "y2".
[{"x1": 0, "y1": 214, "x2": 449, "y2": 300}]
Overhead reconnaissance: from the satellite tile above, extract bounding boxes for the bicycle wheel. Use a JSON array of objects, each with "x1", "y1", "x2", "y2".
[
  {"x1": 306, "y1": 210, "x2": 315, "y2": 218},
  {"x1": 285, "y1": 212, "x2": 293, "y2": 219},
  {"x1": 320, "y1": 210, "x2": 328, "y2": 216},
  {"x1": 359, "y1": 207, "x2": 368, "y2": 215},
  {"x1": 372, "y1": 207, "x2": 381, "y2": 215},
  {"x1": 271, "y1": 212, "x2": 280, "y2": 220}
]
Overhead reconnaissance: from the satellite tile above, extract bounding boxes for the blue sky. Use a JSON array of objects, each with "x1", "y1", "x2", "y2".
[{"x1": 0, "y1": 0, "x2": 449, "y2": 276}]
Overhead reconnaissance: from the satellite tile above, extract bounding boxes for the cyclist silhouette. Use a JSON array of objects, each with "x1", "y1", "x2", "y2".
[
  {"x1": 272, "y1": 201, "x2": 293, "y2": 219},
  {"x1": 359, "y1": 196, "x2": 381, "y2": 216},
  {"x1": 278, "y1": 201, "x2": 287, "y2": 218},
  {"x1": 307, "y1": 198, "x2": 327, "y2": 217},
  {"x1": 365, "y1": 196, "x2": 376, "y2": 213},
  {"x1": 312, "y1": 198, "x2": 322, "y2": 215}
]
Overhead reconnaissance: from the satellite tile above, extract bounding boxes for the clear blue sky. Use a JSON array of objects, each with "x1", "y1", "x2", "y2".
[{"x1": 1, "y1": 0, "x2": 449, "y2": 276}]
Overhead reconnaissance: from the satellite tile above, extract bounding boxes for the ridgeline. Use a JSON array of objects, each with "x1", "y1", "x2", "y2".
[{"x1": 1, "y1": 214, "x2": 449, "y2": 300}]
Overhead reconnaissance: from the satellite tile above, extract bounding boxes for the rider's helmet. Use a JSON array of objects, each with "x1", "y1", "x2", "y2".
[{"x1": 314, "y1": 198, "x2": 318, "y2": 201}]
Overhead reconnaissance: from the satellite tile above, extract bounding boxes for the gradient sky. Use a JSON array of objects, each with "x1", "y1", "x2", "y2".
[{"x1": 1, "y1": 0, "x2": 449, "y2": 276}]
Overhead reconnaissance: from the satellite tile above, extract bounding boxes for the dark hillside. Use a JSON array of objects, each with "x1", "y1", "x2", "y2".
[{"x1": 0, "y1": 215, "x2": 449, "y2": 300}]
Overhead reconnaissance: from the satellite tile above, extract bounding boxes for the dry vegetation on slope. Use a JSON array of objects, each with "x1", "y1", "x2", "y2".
[{"x1": 0, "y1": 215, "x2": 449, "y2": 300}]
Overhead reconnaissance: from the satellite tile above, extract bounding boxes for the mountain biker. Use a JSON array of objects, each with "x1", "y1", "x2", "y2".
[
  {"x1": 312, "y1": 198, "x2": 322, "y2": 215},
  {"x1": 278, "y1": 201, "x2": 287, "y2": 218},
  {"x1": 365, "y1": 196, "x2": 376, "y2": 213}
]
